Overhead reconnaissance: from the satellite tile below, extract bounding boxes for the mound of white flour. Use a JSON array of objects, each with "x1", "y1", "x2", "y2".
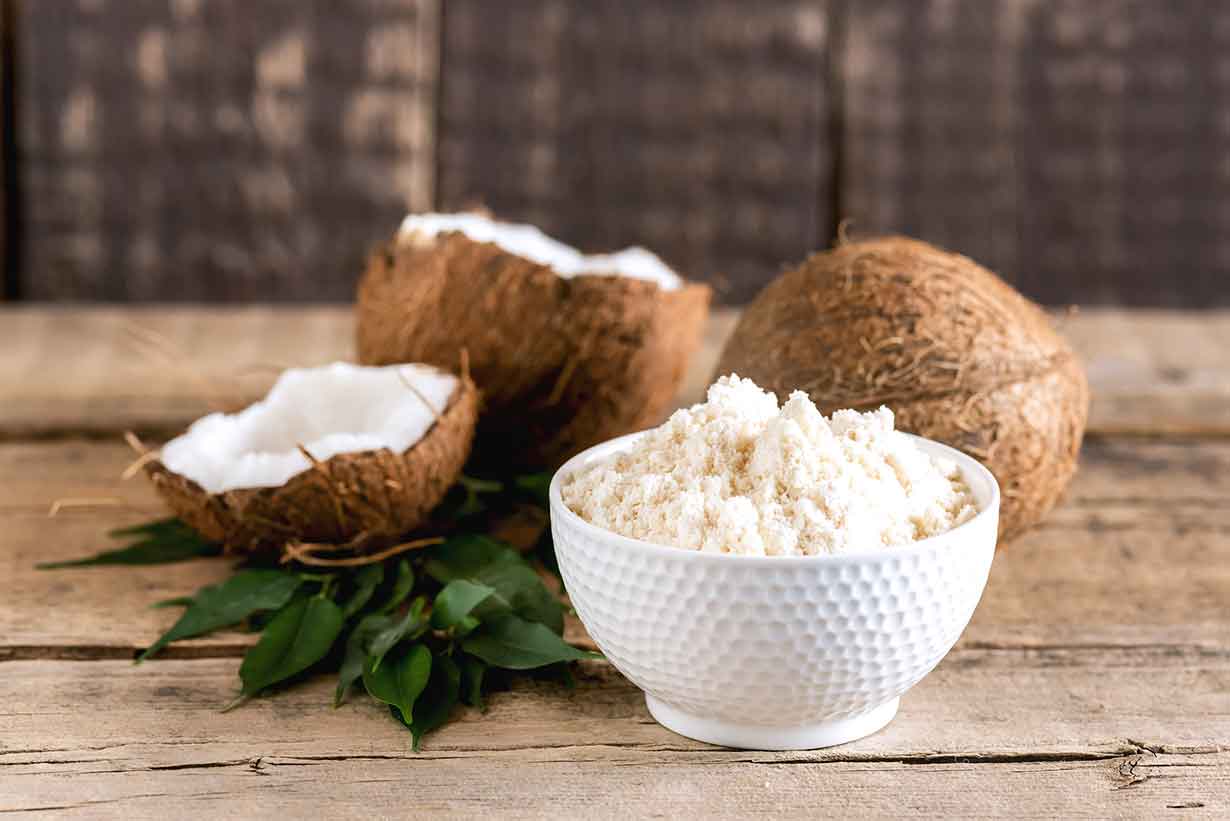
[{"x1": 562, "y1": 375, "x2": 978, "y2": 556}]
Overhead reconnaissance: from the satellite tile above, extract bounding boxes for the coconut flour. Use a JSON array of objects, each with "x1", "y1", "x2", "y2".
[{"x1": 562, "y1": 375, "x2": 978, "y2": 556}]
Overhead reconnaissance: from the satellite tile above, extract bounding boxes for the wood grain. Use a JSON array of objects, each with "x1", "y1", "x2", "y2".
[
  {"x1": 2, "y1": 306, "x2": 1227, "y2": 438},
  {"x1": 3, "y1": 436, "x2": 1226, "y2": 653},
  {"x1": 1, "y1": 307, "x2": 1227, "y2": 817},
  {"x1": 6, "y1": 654, "x2": 1225, "y2": 767},
  {"x1": 437, "y1": 0, "x2": 832, "y2": 305},
  {"x1": 12, "y1": 0, "x2": 1230, "y2": 308},
  {"x1": 0, "y1": 305, "x2": 354, "y2": 438},
  {"x1": 1059, "y1": 309, "x2": 1230, "y2": 436},
  {"x1": 0, "y1": 657, "x2": 1225, "y2": 817},
  {"x1": 17, "y1": 0, "x2": 438, "y2": 301},
  {"x1": 840, "y1": 0, "x2": 1230, "y2": 307}
]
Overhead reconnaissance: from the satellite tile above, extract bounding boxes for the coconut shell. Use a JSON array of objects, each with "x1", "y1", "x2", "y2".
[
  {"x1": 715, "y1": 236, "x2": 1089, "y2": 543},
  {"x1": 356, "y1": 231, "x2": 711, "y2": 468},
  {"x1": 144, "y1": 374, "x2": 480, "y2": 554}
]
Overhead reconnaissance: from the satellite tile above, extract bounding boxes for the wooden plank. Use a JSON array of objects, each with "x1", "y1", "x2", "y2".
[
  {"x1": 5, "y1": 751, "x2": 1220, "y2": 820},
  {"x1": 17, "y1": 0, "x2": 437, "y2": 300},
  {"x1": 677, "y1": 308, "x2": 740, "y2": 409},
  {"x1": 1, "y1": 511, "x2": 247, "y2": 657},
  {"x1": 966, "y1": 437, "x2": 1230, "y2": 648},
  {"x1": 1060, "y1": 309, "x2": 1230, "y2": 437},
  {"x1": 1, "y1": 652, "x2": 1224, "y2": 765},
  {"x1": 1, "y1": 307, "x2": 1228, "y2": 438},
  {"x1": 0, "y1": 306, "x2": 355, "y2": 437},
  {"x1": 0, "y1": 657, "x2": 1225, "y2": 817},
  {"x1": 1, "y1": 310, "x2": 1226, "y2": 816},
  {"x1": 8, "y1": 756, "x2": 1225, "y2": 819},
  {"x1": 437, "y1": 0, "x2": 832, "y2": 304},
  {"x1": 840, "y1": 0, "x2": 1230, "y2": 307},
  {"x1": 3, "y1": 437, "x2": 1226, "y2": 653}
]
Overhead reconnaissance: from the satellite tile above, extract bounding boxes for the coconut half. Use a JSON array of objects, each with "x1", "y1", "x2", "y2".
[
  {"x1": 144, "y1": 362, "x2": 479, "y2": 553},
  {"x1": 357, "y1": 212, "x2": 711, "y2": 468}
]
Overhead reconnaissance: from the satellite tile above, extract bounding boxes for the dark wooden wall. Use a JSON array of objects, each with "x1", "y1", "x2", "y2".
[
  {"x1": 4, "y1": 0, "x2": 1228, "y2": 306},
  {"x1": 437, "y1": 0, "x2": 830, "y2": 305},
  {"x1": 17, "y1": 0, "x2": 436, "y2": 301},
  {"x1": 841, "y1": 0, "x2": 1230, "y2": 307}
]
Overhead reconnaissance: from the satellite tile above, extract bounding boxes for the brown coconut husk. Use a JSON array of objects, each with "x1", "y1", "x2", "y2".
[
  {"x1": 356, "y1": 231, "x2": 711, "y2": 469},
  {"x1": 142, "y1": 373, "x2": 480, "y2": 555},
  {"x1": 715, "y1": 236, "x2": 1089, "y2": 543}
]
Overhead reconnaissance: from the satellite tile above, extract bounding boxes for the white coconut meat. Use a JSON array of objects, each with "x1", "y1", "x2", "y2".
[
  {"x1": 398, "y1": 212, "x2": 682, "y2": 291},
  {"x1": 160, "y1": 363, "x2": 458, "y2": 494}
]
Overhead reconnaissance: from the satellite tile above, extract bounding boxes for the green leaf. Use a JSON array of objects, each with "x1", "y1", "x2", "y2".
[
  {"x1": 533, "y1": 662, "x2": 578, "y2": 690},
  {"x1": 150, "y1": 595, "x2": 195, "y2": 610},
  {"x1": 340, "y1": 564, "x2": 384, "y2": 618},
  {"x1": 458, "y1": 653, "x2": 487, "y2": 711},
  {"x1": 462, "y1": 614, "x2": 600, "y2": 670},
  {"x1": 39, "y1": 518, "x2": 219, "y2": 569},
  {"x1": 455, "y1": 615, "x2": 481, "y2": 637},
  {"x1": 368, "y1": 598, "x2": 428, "y2": 671},
  {"x1": 108, "y1": 518, "x2": 194, "y2": 537},
  {"x1": 513, "y1": 472, "x2": 552, "y2": 508},
  {"x1": 362, "y1": 643, "x2": 432, "y2": 723},
  {"x1": 431, "y1": 580, "x2": 498, "y2": 630},
  {"x1": 434, "y1": 475, "x2": 504, "y2": 520},
  {"x1": 239, "y1": 596, "x2": 344, "y2": 696},
  {"x1": 461, "y1": 475, "x2": 504, "y2": 494},
  {"x1": 459, "y1": 475, "x2": 504, "y2": 516},
  {"x1": 408, "y1": 653, "x2": 460, "y2": 750},
  {"x1": 138, "y1": 570, "x2": 303, "y2": 662},
  {"x1": 425, "y1": 535, "x2": 563, "y2": 634},
  {"x1": 375, "y1": 559, "x2": 415, "y2": 614},
  {"x1": 334, "y1": 612, "x2": 396, "y2": 707}
]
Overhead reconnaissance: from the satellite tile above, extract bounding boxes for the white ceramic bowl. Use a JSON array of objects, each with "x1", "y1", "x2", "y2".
[{"x1": 549, "y1": 431, "x2": 999, "y2": 750}]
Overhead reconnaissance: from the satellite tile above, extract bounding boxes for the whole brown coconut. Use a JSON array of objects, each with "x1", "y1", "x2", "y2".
[
  {"x1": 716, "y1": 236, "x2": 1089, "y2": 543},
  {"x1": 357, "y1": 230, "x2": 711, "y2": 468},
  {"x1": 145, "y1": 374, "x2": 480, "y2": 554}
]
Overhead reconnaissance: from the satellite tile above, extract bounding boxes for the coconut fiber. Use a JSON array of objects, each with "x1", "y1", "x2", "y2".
[
  {"x1": 716, "y1": 236, "x2": 1089, "y2": 543},
  {"x1": 145, "y1": 375, "x2": 480, "y2": 554},
  {"x1": 357, "y1": 232, "x2": 710, "y2": 469}
]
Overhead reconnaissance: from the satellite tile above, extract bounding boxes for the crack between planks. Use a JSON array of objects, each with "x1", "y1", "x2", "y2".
[
  {"x1": 0, "y1": 794, "x2": 174, "y2": 815},
  {"x1": 5, "y1": 639, "x2": 1226, "y2": 664},
  {"x1": 956, "y1": 640, "x2": 1229, "y2": 657},
  {"x1": 7, "y1": 496, "x2": 1226, "y2": 519},
  {"x1": 1068, "y1": 496, "x2": 1230, "y2": 509},
  {"x1": 0, "y1": 425, "x2": 188, "y2": 444},
  {"x1": 6, "y1": 426, "x2": 1230, "y2": 447},
  {"x1": 1083, "y1": 428, "x2": 1230, "y2": 442},
  {"x1": 1124, "y1": 738, "x2": 1230, "y2": 756},
  {"x1": 6, "y1": 741, "x2": 1224, "y2": 774},
  {"x1": 606, "y1": 744, "x2": 1227, "y2": 769},
  {"x1": 0, "y1": 644, "x2": 250, "y2": 662}
]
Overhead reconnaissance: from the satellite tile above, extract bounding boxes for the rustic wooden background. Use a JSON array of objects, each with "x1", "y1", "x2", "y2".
[{"x1": 4, "y1": 0, "x2": 1229, "y2": 305}]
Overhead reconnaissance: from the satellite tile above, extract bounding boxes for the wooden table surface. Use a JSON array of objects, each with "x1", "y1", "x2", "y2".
[{"x1": 1, "y1": 306, "x2": 1227, "y2": 818}]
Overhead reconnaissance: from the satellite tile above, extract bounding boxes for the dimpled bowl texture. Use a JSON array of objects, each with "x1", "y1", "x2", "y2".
[{"x1": 549, "y1": 432, "x2": 1000, "y2": 750}]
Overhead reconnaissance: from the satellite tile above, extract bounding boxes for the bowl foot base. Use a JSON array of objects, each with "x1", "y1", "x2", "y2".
[{"x1": 645, "y1": 695, "x2": 900, "y2": 750}]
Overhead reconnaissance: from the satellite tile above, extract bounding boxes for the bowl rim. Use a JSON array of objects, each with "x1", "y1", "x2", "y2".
[{"x1": 548, "y1": 430, "x2": 1000, "y2": 565}]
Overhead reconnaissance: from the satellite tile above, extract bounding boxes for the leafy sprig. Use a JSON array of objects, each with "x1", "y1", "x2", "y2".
[
  {"x1": 43, "y1": 472, "x2": 596, "y2": 748},
  {"x1": 37, "y1": 519, "x2": 220, "y2": 568}
]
